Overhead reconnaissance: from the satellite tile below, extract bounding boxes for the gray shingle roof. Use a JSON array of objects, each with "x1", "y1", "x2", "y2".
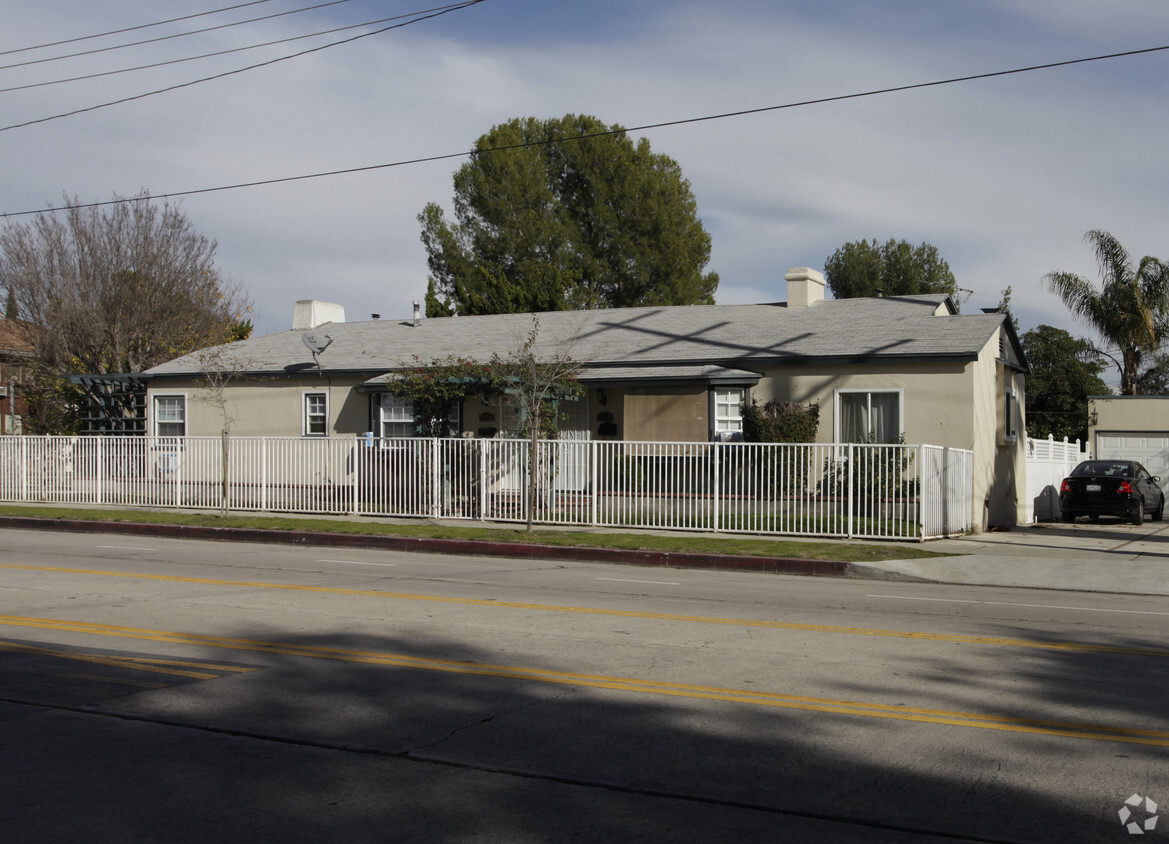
[{"x1": 146, "y1": 295, "x2": 1006, "y2": 378}]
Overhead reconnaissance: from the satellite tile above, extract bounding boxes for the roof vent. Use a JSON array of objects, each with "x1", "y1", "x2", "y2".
[{"x1": 293, "y1": 300, "x2": 345, "y2": 330}]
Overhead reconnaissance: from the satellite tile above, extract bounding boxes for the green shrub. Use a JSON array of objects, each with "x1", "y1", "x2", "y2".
[{"x1": 741, "y1": 399, "x2": 820, "y2": 443}]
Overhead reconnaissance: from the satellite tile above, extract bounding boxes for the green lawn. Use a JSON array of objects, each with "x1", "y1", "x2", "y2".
[{"x1": 0, "y1": 504, "x2": 957, "y2": 564}]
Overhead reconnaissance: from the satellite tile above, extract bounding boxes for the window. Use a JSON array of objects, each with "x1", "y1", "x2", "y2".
[
  {"x1": 154, "y1": 395, "x2": 186, "y2": 437},
  {"x1": 713, "y1": 388, "x2": 745, "y2": 434},
  {"x1": 377, "y1": 394, "x2": 415, "y2": 439},
  {"x1": 1004, "y1": 384, "x2": 1018, "y2": 442},
  {"x1": 303, "y1": 391, "x2": 328, "y2": 436},
  {"x1": 835, "y1": 390, "x2": 902, "y2": 443}
]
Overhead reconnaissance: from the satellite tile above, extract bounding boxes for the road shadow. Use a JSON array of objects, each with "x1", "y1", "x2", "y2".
[{"x1": 3, "y1": 618, "x2": 1163, "y2": 842}]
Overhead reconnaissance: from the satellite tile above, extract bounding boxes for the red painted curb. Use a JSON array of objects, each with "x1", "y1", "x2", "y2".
[{"x1": 0, "y1": 516, "x2": 852, "y2": 578}]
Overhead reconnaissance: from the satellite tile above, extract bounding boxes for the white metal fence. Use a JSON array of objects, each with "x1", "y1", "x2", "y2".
[
  {"x1": 0, "y1": 435, "x2": 974, "y2": 540},
  {"x1": 1024, "y1": 434, "x2": 1089, "y2": 523}
]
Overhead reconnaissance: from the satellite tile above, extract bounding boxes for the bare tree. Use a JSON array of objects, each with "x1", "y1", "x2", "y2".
[
  {"x1": 496, "y1": 317, "x2": 582, "y2": 530},
  {"x1": 0, "y1": 192, "x2": 251, "y2": 430},
  {"x1": 193, "y1": 345, "x2": 255, "y2": 515}
]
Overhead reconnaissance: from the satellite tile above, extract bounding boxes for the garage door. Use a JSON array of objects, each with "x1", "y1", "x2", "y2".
[{"x1": 1096, "y1": 432, "x2": 1169, "y2": 493}]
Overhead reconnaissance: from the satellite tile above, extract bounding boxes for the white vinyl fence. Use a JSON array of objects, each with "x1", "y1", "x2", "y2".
[
  {"x1": 0, "y1": 435, "x2": 974, "y2": 540},
  {"x1": 1024, "y1": 435, "x2": 1089, "y2": 523}
]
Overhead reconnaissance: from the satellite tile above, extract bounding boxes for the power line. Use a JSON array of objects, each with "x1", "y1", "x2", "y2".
[
  {"x1": 0, "y1": 3, "x2": 466, "y2": 93},
  {"x1": 0, "y1": 1, "x2": 487, "y2": 133},
  {"x1": 3, "y1": 41, "x2": 1167, "y2": 218},
  {"x1": 0, "y1": 0, "x2": 275, "y2": 57},
  {"x1": 0, "y1": 0, "x2": 357, "y2": 72}
]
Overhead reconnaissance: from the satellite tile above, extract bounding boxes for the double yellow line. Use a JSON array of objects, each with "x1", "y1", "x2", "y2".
[
  {"x1": 0, "y1": 636, "x2": 255, "y2": 681},
  {"x1": 3, "y1": 561, "x2": 1168, "y2": 658},
  {"x1": 3, "y1": 612, "x2": 1168, "y2": 747}
]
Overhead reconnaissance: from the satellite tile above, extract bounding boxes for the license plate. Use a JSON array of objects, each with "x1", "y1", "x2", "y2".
[{"x1": 1086, "y1": 484, "x2": 1101, "y2": 492}]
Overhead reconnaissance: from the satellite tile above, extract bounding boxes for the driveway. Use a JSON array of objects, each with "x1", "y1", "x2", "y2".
[{"x1": 859, "y1": 518, "x2": 1169, "y2": 595}]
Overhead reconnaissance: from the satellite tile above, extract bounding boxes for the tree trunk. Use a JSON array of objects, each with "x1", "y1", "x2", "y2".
[
  {"x1": 526, "y1": 419, "x2": 538, "y2": 532},
  {"x1": 221, "y1": 428, "x2": 230, "y2": 516}
]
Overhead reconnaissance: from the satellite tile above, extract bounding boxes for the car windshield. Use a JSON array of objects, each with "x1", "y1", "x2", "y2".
[{"x1": 1070, "y1": 461, "x2": 1133, "y2": 478}]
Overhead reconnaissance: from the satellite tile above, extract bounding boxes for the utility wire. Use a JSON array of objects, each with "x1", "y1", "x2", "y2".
[
  {"x1": 0, "y1": 1, "x2": 486, "y2": 133},
  {"x1": 2, "y1": 41, "x2": 1167, "y2": 218},
  {"x1": 0, "y1": 0, "x2": 357, "y2": 72},
  {"x1": 0, "y1": 3, "x2": 467, "y2": 92},
  {"x1": 0, "y1": 0, "x2": 275, "y2": 57}
]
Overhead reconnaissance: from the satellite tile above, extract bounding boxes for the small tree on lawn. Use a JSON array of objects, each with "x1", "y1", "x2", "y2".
[
  {"x1": 193, "y1": 345, "x2": 254, "y2": 516},
  {"x1": 393, "y1": 317, "x2": 581, "y2": 530},
  {"x1": 495, "y1": 318, "x2": 583, "y2": 530}
]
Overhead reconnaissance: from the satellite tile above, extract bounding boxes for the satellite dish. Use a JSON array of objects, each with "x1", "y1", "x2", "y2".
[
  {"x1": 302, "y1": 332, "x2": 333, "y2": 355},
  {"x1": 301, "y1": 331, "x2": 333, "y2": 373}
]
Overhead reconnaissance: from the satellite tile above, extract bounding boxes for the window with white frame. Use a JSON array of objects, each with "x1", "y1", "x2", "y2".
[
  {"x1": 153, "y1": 394, "x2": 186, "y2": 437},
  {"x1": 713, "y1": 388, "x2": 745, "y2": 434},
  {"x1": 303, "y1": 391, "x2": 328, "y2": 436},
  {"x1": 835, "y1": 390, "x2": 902, "y2": 443},
  {"x1": 377, "y1": 394, "x2": 415, "y2": 439}
]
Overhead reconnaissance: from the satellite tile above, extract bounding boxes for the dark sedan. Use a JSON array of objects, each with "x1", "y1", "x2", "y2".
[{"x1": 1059, "y1": 460, "x2": 1165, "y2": 525}]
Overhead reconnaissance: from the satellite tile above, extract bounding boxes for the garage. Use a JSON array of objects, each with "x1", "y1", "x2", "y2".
[{"x1": 1089, "y1": 396, "x2": 1169, "y2": 494}]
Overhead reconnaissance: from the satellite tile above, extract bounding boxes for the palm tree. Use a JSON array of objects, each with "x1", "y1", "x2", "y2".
[{"x1": 1044, "y1": 230, "x2": 1169, "y2": 395}]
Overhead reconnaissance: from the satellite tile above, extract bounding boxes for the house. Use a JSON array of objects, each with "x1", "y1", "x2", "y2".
[
  {"x1": 142, "y1": 268, "x2": 1029, "y2": 530},
  {"x1": 0, "y1": 318, "x2": 33, "y2": 435},
  {"x1": 1088, "y1": 395, "x2": 1169, "y2": 495}
]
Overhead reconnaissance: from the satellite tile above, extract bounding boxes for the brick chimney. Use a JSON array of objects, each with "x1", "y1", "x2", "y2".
[{"x1": 784, "y1": 268, "x2": 826, "y2": 309}]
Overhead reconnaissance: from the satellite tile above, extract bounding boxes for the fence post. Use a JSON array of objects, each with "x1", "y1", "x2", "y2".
[
  {"x1": 94, "y1": 436, "x2": 103, "y2": 506},
  {"x1": 173, "y1": 440, "x2": 181, "y2": 509},
  {"x1": 431, "y1": 437, "x2": 441, "y2": 519},
  {"x1": 478, "y1": 439, "x2": 488, "y2": 521},
  {"x1": 846, "y1": 443, "x2": 854, "y2": 540},
  {"x1": 589, "y1": 439, "x2": 598, "y2": 527},
  {"x1": 260, "y1": 437, "x2": 268, "y2": 512},
  {"x1": 916, "y1": 444, "x2": 926, "y2": 540},
  {"x1": 20, "y1": 435, "x2": 27, "y2": 501},
  {"x1": 712, "y1": 441, "x2": 721, "y2": 533},
  {"x1": 352, "y1": 437, "x2": 360, "y2": 516}
]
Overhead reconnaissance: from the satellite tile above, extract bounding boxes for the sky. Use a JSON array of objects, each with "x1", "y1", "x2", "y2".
[{"x1": 3, "y1": 0, "x2": 1168, "y2": 388}]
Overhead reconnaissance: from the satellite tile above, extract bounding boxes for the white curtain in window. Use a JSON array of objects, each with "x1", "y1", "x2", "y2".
[
  {"x1": 839, "y1": 391, "x2": 900, "y2": 443},
  {"x1": 870, "y1": 392, "x2": 899, "y2": 443},
  {"x1": 840, "y1": 393, "x2": 866, "y2": 442}
]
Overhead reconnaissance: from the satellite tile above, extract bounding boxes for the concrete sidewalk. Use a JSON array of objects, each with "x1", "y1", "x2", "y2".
[
  {"x1": 3, "y1": 514, "x2": 1167, "y2": 596},
  {"x1": 857, "y1": 521, "x2": 1169, "y2": 595}
]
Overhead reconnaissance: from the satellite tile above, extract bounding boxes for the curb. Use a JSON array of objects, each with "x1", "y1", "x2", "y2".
[{"x1": 0, "y1": 515, "x2": 858, "y2": 579}]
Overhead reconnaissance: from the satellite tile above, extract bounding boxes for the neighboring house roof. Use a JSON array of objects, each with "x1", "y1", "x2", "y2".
[{"x1": 145, "y1": 295, "x2": 1012, "y2": 380}]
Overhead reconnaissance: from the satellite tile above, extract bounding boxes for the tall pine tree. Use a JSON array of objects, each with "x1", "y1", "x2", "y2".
[{"x1": 420, "y1": 114, "x2": 718, "y2": 316}]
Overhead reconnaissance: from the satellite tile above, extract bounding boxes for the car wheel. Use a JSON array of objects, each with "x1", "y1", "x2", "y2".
[
  {"x1": 1154, "y1": 495, "x2": 1165, "y2": 521},
  {"x1": 1062, "y1": 511, "x2": 1076, "y2": 524},
  {"x1": 1088, "y1": 514, "x2": 1100, "y2": 522},
  {"x1": 1132, "y1": 503, "x2": 1145, "y2": 526}
]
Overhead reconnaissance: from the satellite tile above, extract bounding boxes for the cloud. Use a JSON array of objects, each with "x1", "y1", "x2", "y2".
[{"x1": 3, "y1": 0, "x2": 1168, "y2": 352}]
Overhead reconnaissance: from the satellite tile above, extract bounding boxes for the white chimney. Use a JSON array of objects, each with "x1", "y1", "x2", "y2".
[
  {"x1": 293, "y1": 300, "x2": 346, "y2": 330},
  {"x1": 784, "y1": 267, "x2": 826, "y2": 309}
]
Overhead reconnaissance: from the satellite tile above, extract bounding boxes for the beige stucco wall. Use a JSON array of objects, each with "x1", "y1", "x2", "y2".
[
  {"x1": 752, "y1": 361, "x2": 975, "y2": 447},
  {"x1": 752, "y1": 334, "x2": 1026, "y2": 530},
  {"x1": 1089, "y1": 396, "x2": 1169, "y2": 435},
  {"x1": 148, "y1": 377, "x2": 370, "y2": 439}
]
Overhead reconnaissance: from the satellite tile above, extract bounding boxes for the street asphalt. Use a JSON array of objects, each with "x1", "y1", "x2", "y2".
[{"x1": 2, "y1": 513, "x2": 1167, "y2": 596}]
